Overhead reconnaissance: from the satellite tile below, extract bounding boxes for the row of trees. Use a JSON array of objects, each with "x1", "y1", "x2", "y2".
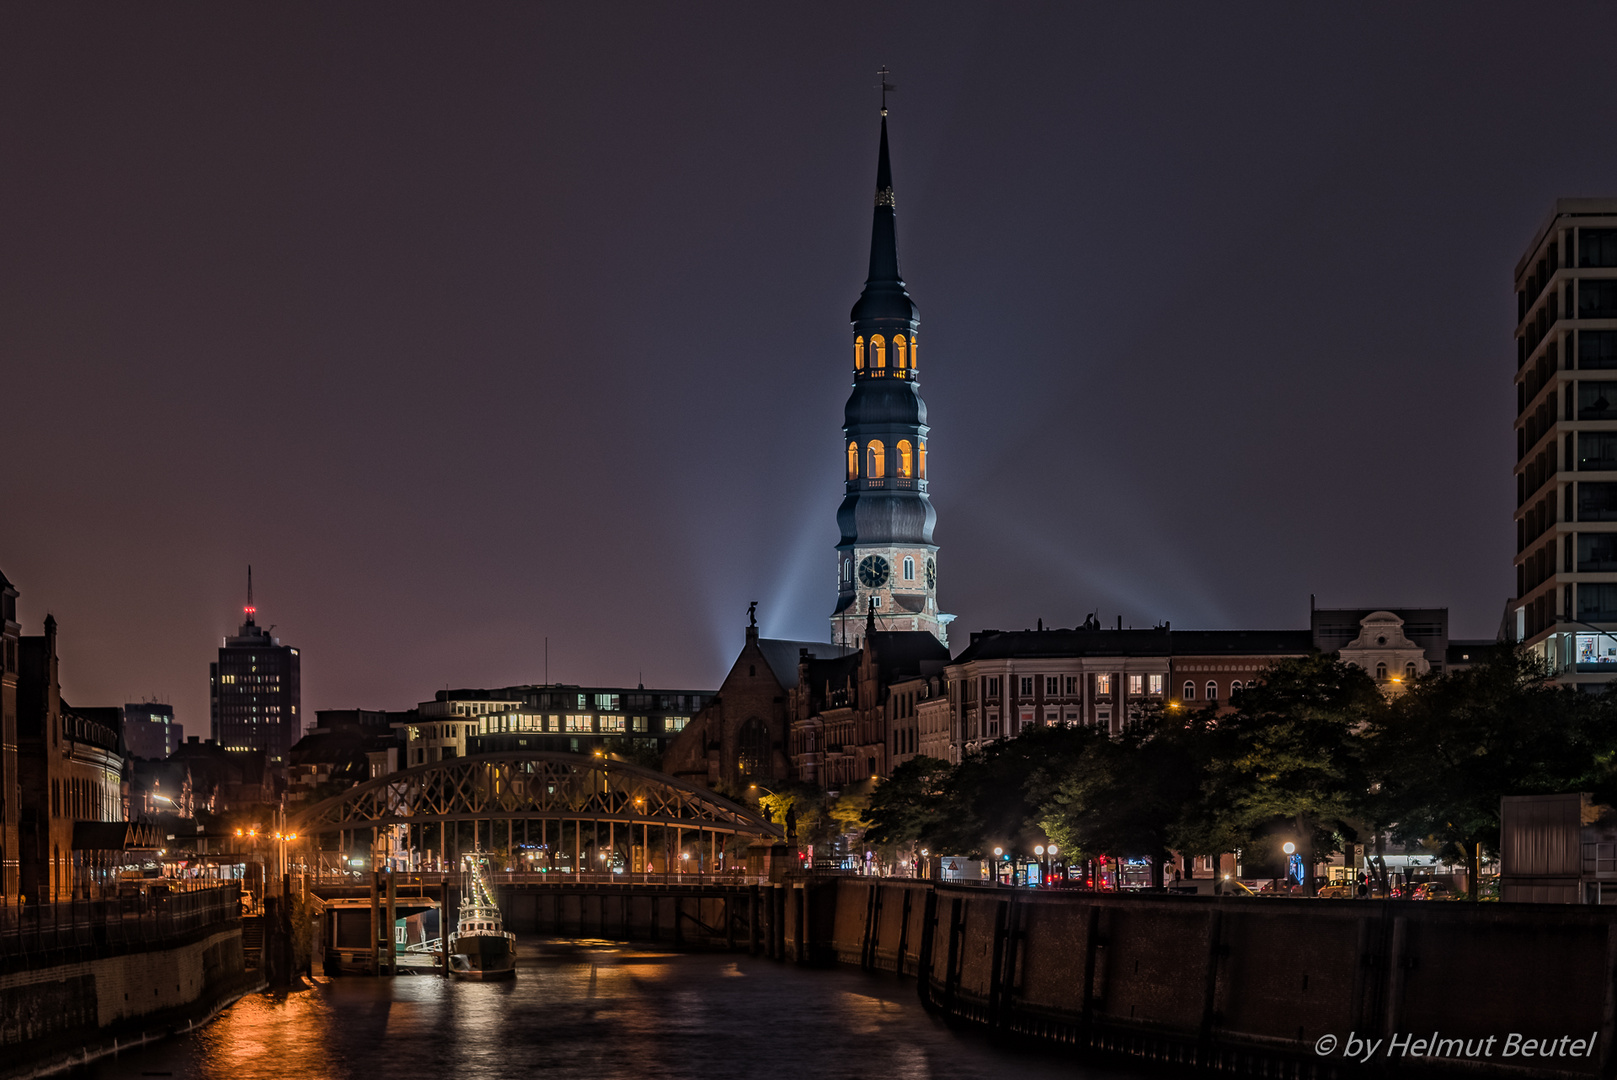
[{"x1": 859, "y1": 652, "x2": 1617, "y2": 893}]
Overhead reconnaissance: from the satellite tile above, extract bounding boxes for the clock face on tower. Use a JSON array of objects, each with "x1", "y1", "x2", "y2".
[
  {"x1": 858, "y1": 555, "x2": 891, "y2": 588},
  {"x1": 925, "y1": 558, "x2": 936, "y2": 590}
]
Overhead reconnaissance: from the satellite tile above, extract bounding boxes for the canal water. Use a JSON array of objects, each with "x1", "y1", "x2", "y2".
[{"x1": 73, "y1": 941, "x2": 1129, "y2": 1080}]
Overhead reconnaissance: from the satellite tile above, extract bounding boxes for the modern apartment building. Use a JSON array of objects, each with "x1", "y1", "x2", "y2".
[{"x1": 1512, "y1": 199, "x2": 1617, "y2": 685}]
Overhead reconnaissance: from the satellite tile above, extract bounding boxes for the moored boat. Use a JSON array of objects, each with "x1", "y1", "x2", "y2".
[{"x1": 449, "y1": 850, "x2": 516, "y2": 980}]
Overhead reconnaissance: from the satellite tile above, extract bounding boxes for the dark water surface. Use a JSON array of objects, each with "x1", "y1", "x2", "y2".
[{"x1": 75, "y1": 941, "x2": 1131, "y2": 1080}]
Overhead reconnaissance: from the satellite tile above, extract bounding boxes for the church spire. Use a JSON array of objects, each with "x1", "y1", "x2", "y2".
[
  {"x1": 832, "y1": 87, "x2": 948, "y2": 650},
  {"x1": 867, "y1": 116, "x2": 899, "y2": 285},
  {"x1": 850, "y1": 103, "x2": 916, "y2": 327}
]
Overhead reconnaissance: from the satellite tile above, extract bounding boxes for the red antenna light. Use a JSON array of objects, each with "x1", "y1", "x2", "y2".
[{"x1": 244, "y1": 606, "x2": 256, "y2": 615}]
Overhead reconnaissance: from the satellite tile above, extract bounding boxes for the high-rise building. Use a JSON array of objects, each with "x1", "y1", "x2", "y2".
[
  {"x1": 1512, "y1": 199, "x2": 1617, "y2": 683},
  {"x1": 832, "y1": 101, "x2": 952, "y2": 649},
  {"x1": 122, "y1": 701, "x2": 182, "y2": 758},
  {"x1": 209, "y1": 569, "x2": 301, "y2": 764}
]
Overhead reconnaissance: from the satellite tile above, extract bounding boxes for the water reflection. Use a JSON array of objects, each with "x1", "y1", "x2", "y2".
[{"x1": 77, "y1": 942, "x2": 1125, "y2": 1080}]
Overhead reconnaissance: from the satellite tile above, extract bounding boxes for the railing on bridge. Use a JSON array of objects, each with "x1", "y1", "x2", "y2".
[
  {"x1": 303, "y1": 870, "x2": 773, "y2": 890},
  {"x1": 0, "y1": 884, "x2": 241, "y2": 965}
]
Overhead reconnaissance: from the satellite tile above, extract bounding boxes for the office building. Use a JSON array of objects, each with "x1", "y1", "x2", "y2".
[
  {"x1": 209, "y1": 571, "x2": 301, "y2": 764},
  {"x1": 122, "y1": 701, "x2": 182, "y2": 759},
  {"x1": 403, "y1": 683, "x2": 714, "y2": 769},
  {"x1": 1512, "y1": 199, "x2": 1617, "y2": 685}
]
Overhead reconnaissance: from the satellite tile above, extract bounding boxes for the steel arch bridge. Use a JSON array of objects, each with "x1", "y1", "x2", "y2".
[{"x1": 288, "y1": 753, "x2": 781, "y2": 867}]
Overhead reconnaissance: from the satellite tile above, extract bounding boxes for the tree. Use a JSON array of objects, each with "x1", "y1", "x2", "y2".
[
  {"x1": 1041, "y1": 708, "x2": 1208, "y2": 887},
  {"x1": 1367, "y1": 650, "x2": 1617, "y2": 895},
  {"x1": 853, "y1": 726, "x2": 1102, "y2": 860},
  {"x1": 863, "y1": 755, "x2": 954, "y2": 850},
  {"x1": 937, "y1": 724, "x2": 1102, "y2": 858},
  {"x1": 1193, "y1": 654, "x2": 1383, "y2": 895}
]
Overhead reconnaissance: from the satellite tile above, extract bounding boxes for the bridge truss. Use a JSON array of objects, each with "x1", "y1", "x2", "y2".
[{"x1": 289, "y1": 752, "x2": 782, "y2": 873}]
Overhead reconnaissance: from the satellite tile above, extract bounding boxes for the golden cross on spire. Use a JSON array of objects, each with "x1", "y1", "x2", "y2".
[{"x1": 877, "y1": 66, "x2": 897, "y2": 115}]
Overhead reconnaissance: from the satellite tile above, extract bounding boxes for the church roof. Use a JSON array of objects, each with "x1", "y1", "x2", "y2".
[{"x1": 755, "y1": 638, "x2": 854, "y2": 690}]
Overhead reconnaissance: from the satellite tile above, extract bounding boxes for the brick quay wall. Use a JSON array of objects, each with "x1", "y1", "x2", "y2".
[
  {"x1": 0, "y1": 889, "x2": 254, "y2": 1079},
  {"x1": 817, "y1": 878, "x2": 1617, "y2": 1080},
  {"x1": 489, "y1": 877, "x2": 1617, "y2": 1079}
]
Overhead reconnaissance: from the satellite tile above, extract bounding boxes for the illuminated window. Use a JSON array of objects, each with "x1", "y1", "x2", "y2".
[
  {"x1": 847, "y1": 441, "x2": 858, "y2": 480},
  {"x1": 918, "y1": 440, "x2": 927, "y2": 479},
  {"x1": 894, "y1": 334, "x2": 908, "y2": 369},
  {"x1": 867, "y1": 440, "x2": 886, "y2": 478},
  {"x1": 1149, "y1": 674, "x2": 1164, "y2": 694},
  {"x1": 566, "y1": 714, "x2": 591, "y2": 732},
  {"x1": 903, "y1": 556, "x2": 914, "y2": 580},
  {"x1": 665, "y1": 716, "x2": 688, "y2": 732},
  {"x1": 1128, "y1": 674, "x2": 1144, "y2": 695},
  {"x1": 910, "y1": 336, "x2": 917, "y2": 369},
  {"x1": 854, "y1": 336, "x2": 865, "y2": 370},
  {"x1": 871, "y1": 334, "x2": 886, "y2": 368},
  {"x1": 600, "y1": 715, "x2": 626, "y2": 732},
  {"x1": 886, "y1": 439, "x2": 911, "y2": 475},
  {"x1": 1095, "y1": 674, "x2": 1112, "y2": 696}
]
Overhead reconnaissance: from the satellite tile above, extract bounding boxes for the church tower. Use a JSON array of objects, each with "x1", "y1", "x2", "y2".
[{"x1": 832, "y1": 103, "x2": 951, "y2": 648}]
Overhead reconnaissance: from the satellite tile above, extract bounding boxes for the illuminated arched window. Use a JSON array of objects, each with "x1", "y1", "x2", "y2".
[
  {"x1": 910, "y1": 336, "x2": 917, "y2": 370},
  {"x1": 847, "y1": 441, "x2": 858, "y2": 480},
  {"x1": 896, "y1": 439, "x2": 913, "y2": 478},
  {"x1": 867, "y1": 440, "x2": 885, "y2": 478},
  {"x1": 854, "y1": 336, "x2": 865, "y2": 370},
  {"x1": 894, "y1": 335, "x2": 908, "y2": 369},
  {"x1": 918, "y1": 439, "x2": 927, "y2": 479},
  {"x1": 871, "y1": 334, "x2": 886, "y2": 368}
]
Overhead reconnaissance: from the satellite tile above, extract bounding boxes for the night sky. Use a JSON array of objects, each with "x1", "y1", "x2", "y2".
[{"x1": 4, "y1": 4, "x2": 1616, "y2": 731}]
